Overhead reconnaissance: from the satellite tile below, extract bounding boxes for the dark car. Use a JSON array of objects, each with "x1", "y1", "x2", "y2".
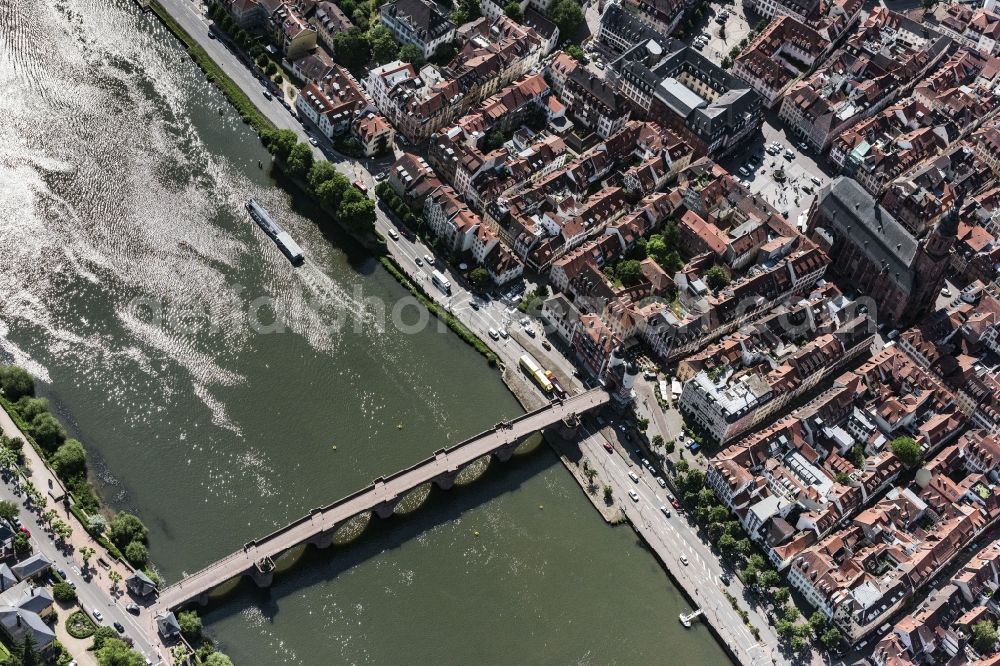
[
  {"x1": 602, "y1": 441, "x2": 613, "y2": 453},
  {"x1": 126, "y1": 603, "x2": 140, "y2": 615},
  {"x1": 670, "y1": 497, "x2": 681, "y2": 510},
  {"x1": 113, "y1": 621, "x2": 125, "y2": 634},
  {"x1": 470, "y1": 301, "x2": 480, "y2": 310}
]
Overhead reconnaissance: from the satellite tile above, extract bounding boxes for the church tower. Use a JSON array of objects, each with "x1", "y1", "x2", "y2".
[{"x1": 904, "y1": 194, "x2": 960, "y2": 323}]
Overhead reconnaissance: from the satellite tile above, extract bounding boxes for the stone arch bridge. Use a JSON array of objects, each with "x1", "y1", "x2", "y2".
[{"x1": 151, "y1": 389, "x2": 610, "y2": 614}]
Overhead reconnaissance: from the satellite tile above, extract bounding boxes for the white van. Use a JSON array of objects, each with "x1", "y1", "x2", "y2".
[{"x1": 488, "y1": 328, "x2": 500, "y2": 340}]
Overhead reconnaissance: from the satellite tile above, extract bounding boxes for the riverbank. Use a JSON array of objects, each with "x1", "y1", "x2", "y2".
[{"x1": 149, "y1": 0, "x2": 274, "y2": 135}]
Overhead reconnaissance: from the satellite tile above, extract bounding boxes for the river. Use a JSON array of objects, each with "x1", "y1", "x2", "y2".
[{"x1": 0, "y1": 0, "x2": 729, "y2": 663}]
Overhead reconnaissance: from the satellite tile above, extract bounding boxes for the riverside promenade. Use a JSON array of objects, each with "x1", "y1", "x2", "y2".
[{"x1": 151, "y1": 389, "x2": 608, "y2": 614}]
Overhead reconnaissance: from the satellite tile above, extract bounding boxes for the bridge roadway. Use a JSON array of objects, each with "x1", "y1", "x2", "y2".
[{"x1": 152, "y1": 388, "x2": 610, "y2": 614}]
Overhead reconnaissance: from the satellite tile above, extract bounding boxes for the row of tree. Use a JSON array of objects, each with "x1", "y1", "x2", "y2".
[
  {"x1": 261, "y1": 129, "x2": 377, "y2": 236},
  {"x1": 0, "y1": 366, "x2": 153, "y2": 571},
  {"x1": 671, "y1": 461, "x2": 841, "y2": 654}
]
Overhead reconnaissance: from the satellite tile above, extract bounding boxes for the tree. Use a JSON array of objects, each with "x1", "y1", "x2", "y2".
[
  {"x1": 549, "y1": 0, "x2": 583, "y2": 39},
  {"x1": 820, "y1": 627, "x2": 842, "y2": 650},
  {"x1": 742, "y1": 566, "x2": 758, "y2": 587},
  {"x1": 203, "y1": 653, "x2": 235, "y2": 666},
  {"x1": 468, "y1": 267, "x2": 490, "y2": 290},
  {"x1": 334, "y1": 28, "x2": 371, "y2": 70},
  {"x1": 368, "y1": 25, "x2": 398, "y2": 64},
  {"x1": 96, "y1": 638, "x2": 145, "y2": 666},
  {"x1": 398, "y1": 44, "x2": 425, "y2": 68},
  {"x1": 52, "y1": 439, "x2": 87, "y2": 481},
  {"x1": 52, "y1": 581, "x2": 77, "y2": 603},
  {"x1": 675, "y1": 459, "x2": 689, "y2": 474},
  {"x1": 0, "y1": 446, "x2": 17, "y2": 472},
  {"x1": 125, "y1": 540, "x2": 149, "y2": 567},
  {"x1": 782, "y1": 603, "x2": 800, "y2": 623},
  {"x1": 790, "y1": 636, "x2": 808, "y2": 653},
  {"x1": 721, "y1": 56, "x2": 732, "y2": 69},
  {"x1": 0, "y1": 366, "x2": 34, "y2": 401},
  {"x1": 178, "y1": 610, "x2": 203, "y2": 641},
  {"x1": 307, "y1": 161, "x2": 339, "y2": 191},
  {"x1": 317, "y1": 173, "x2": 351, "y2": 211},
  {"x1": 973, "y1": 620, "x2": 998, "y2": 654},
  {"x1": 337, "y1": 192, "x2": 376, "y2": 234},
  {"x1": 13, "y1": 531, "x2": 30, "y2": 556},
  {"x1": 262, "y1": 129, "x2": 298, "y2": 162},
  {"x1": 452, "y1": 0, "x2": 482, "y2": 25},
  {"x1": 108, "y1": 570, "x2": 122, "y2": 590},
  {"x1": 109, "y1": 512, "x2": 148, "y2": 549},
  {"x1": 808, "y1": 610, "x2": 827, "y2": 634},
  {"x1": 776, "y1": 619, "x2": 796, "y2": 639},
  {"x1": 758, "y1": 569, "x2": 780, "y2": 589},
  {"x1": 708, "y1": 522, "x2": 726, "y2": 540},
  {"x1": 665, "y1": 440, "x2": 675, "y2": 454},
  {"x1": 774, "y1": 587, "x2": 791, "y2": 604},
  {"x1": 14, "y1": 396, "x2": 49, "y2": 423},
  {"x1": 285, "y1": 142, "x2": 314, "y2": 179},
  {"x1": 80, "y1": 546, "x2": 95, "y2": 568},
  {"x1": 616, "y1": 259, "x2": 644, "y2": 286},
  {"x1": 835, "y1": 471, "x2": 850, "y2": 484},
  {"x1": 890, "y1": 436, "x2": 923, "y2": 468},
  {"x1": 503, "y1": 0, "x2": 524, "y2": 21},
  {"x1": 704, "y1": 265, "x2": 731, "y2": 290},
  {"x1": 0, "y1": 500, "x2": 18, "y2": 523},
  {"x1": 565, "y1": 44, "x2": 584, "y2": 61},
  {"x1": 603, "y1": 485, "x2": 613, "y2": 502},
  {"x1": 718, "y1": 533, "x2": 737, "y2": 555},
  {"x1": 31, "y1": 413, "x2": 67, "y2": 452},
  {"x1": 18, "y1": 633, "x2": 40, "y2": 666}
]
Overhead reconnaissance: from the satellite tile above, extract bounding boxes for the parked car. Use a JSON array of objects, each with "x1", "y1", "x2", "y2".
[
  {"x1": 488, "y1": 328, "x2": 500, "y2": 340},
  {"x1": 628, "y1": 490, "x2": 640, "y2": 502},
  {"x1": 656, "y1": 477, "x2": 666, "y2": 488},
  {"x1": 541, "y1": 340, "x2": 552, "y2": 350},
  {"x1": 352, "y1": 180, "x2": 368, "y2": 194},
  {"x1": 628, "y1": 471, "x2": 640, "y2": 483},
  {"x1": 113, "y1": 621, "x2": 125, "y2": 634},
  {"x1": 308, "y1": 137, "x2": 318, "y2": 147},
  {"x1": 810, "y1": 176, "x2": 822, "y2": 186},
  {"x1": 670, "y1": 497, "x2": 681, "y2": 509},
  {"x1": 660, "y1": 505, "x2": 671, "y2": 517},
  {"x1": 92, "y1": 609, "x2": 104, "y2": 623},
  {"x1": 262, "y1": 90, "x2": 272, "y2": 100},
  {"x1": 470, "y1": 300, "x2": 479, "y2": 310},
  {"x1": 126, "y1": 603, "x2": 140, "y2": 615}
]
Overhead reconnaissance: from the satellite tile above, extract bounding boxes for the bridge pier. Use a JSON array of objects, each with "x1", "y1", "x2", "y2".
[
  {"x1": 433, "y1": 470, "x2": 458, "y2": 490},
  {"x1": 374, "y1": 498, "x2": 400, "y2": 519},
  {"x1": 250, "y1": 556, "x2": 275, "y2": 588},
  {"x1": 308, "y1": 530, "x2": 334, "y2": 550},
  {"x1": 197, "y1": 592, "x2": 210, "y2": 607},
  {"x1": 494, "y1": 441, "x2": 521, "y2": 462},
  {"x1": 555, "y1": 413, "x2": 581, "y2": 440}
]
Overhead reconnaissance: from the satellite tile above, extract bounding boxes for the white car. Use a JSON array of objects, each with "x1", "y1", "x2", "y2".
[
  {"x1": 660, "y1": 505, "x2": 671, "y2": 517},
  {"x1": 680, "y1": 555, "x2": 689, "y2": 566},
  {"x1": 308, "y1": 137, "x2": 318, "y2": 147},
  {"x1": 628, "y1": 489, "x2": 640, "y2": 502},
  {"x1": 628, "y1": 471, "x2": 640, "y2": 483},
  {"x1": 656, "y1": 476, "x2": 666, "y2": 488},
  {"x1": 92, "y1": 609, "x2": 104, "y2": 623}
]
